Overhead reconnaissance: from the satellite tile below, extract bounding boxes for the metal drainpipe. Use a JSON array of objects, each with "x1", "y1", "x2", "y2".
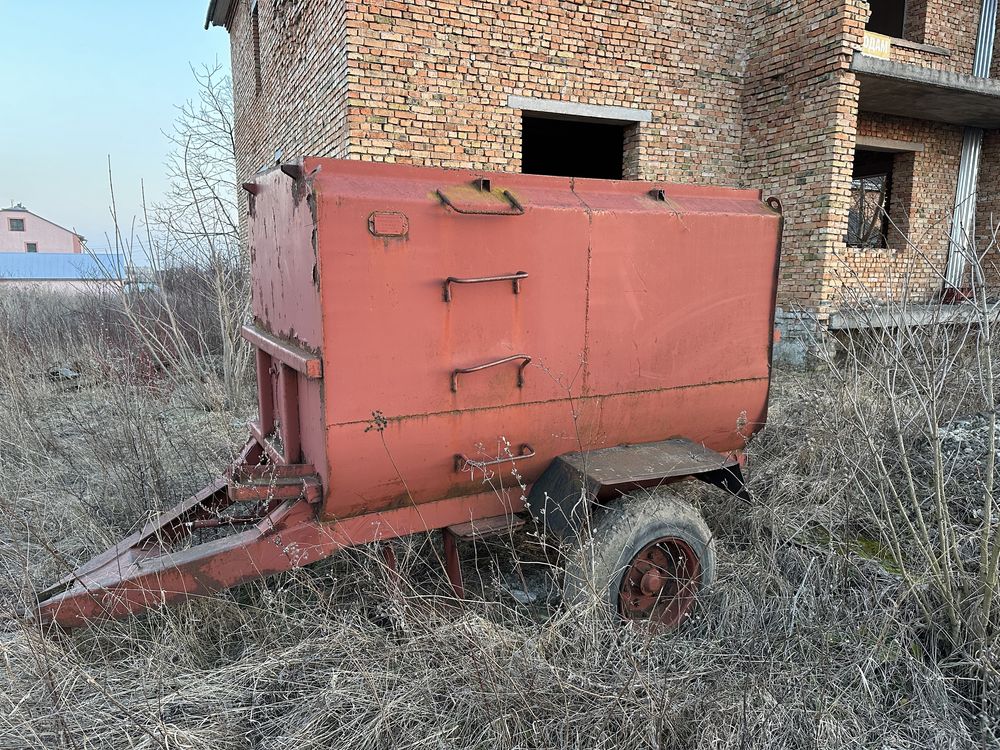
[{"x1": 945, "y1": 0, "x2": 998, "y2": 289}]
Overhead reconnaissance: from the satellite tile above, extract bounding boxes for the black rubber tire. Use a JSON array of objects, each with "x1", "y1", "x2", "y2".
[{"x1": 562, "y1": 489, "x2": 716, "y2": 629}]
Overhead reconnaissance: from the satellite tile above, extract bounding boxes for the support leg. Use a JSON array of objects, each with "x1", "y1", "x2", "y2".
[
  {"x1": 380, "y1": 542, "x2": 403, "y2": 596},
  {"x1": 442, "y1": 528, "x2": 464, "y2": 599}
]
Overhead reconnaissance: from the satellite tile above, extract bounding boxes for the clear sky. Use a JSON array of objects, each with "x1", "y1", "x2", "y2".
[{"x1": 0, "y1": 1, "x2": 230, "y2": 252}]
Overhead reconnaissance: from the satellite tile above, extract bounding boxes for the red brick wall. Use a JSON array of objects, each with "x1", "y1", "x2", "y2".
[
  {"x1": 229, "y1": 0, "x2": 350, "y2": 186},
  {"x1": 222, "y1": 0, "x2": 995, "y2": 327},
  {"x1": 229, "y1": 0, "x2": 752, "y2": 188},
  {"x1": 344, "y1": 0, "x2": 748, "y2": 186},
  {"x1": 914, "y1": 0, "x2": 979, "y2": 72},
  {"x1": 993, "y1": 12, "x2": 1000, "y2": 78},
  {"x1": 742, "y1": 0, "x2": 866, "y2": 315},
  {"x1": 835, "y1": 113, "x2": 963, "y2": 303},
  {"x1": 900, "y1": 0, "x2": 981, "y2": 73},
  {"x1": 976, "y1": 131, "x2": 1000, "y2": 285}
]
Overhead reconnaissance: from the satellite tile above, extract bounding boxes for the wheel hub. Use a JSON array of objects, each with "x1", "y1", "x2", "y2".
[
  {"x1": 619, "y1": 537, "x2": 700, "y2": 629},
  {"x1": 639, "y1": 569, "x2": 667, "y2": 596}
]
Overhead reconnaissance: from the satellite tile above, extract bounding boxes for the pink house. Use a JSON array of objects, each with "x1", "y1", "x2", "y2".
[{"x1": 0, "y1": 205, "x2": 83, "y2": 254}]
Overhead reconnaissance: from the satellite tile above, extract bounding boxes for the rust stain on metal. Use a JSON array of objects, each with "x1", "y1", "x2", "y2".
[
  {"x1": 436, "y1": 180, "x2": 525, "y2": 215},
  {"x1": 242, "y1": 324, "x2": 322, "y2": 379}
]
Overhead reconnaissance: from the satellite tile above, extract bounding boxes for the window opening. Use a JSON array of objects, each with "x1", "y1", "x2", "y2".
[
  {"x1": 847, "y1": 149, "x2": 895, "y2": 248},
  {"x1": 521, "y1": 115, "x2": 626, "y2": 180},
  {"x1": 867, "y1": 0, "x2": 906, "y2": 38}
]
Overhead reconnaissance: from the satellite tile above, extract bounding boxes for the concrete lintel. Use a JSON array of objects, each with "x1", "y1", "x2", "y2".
[
  {"x1": 507, "y1": 95, "x2": 653, "y2": 124},
  {"x1": 888, "y1": 37, "x2": 951, "y2": 57},
  {"x1": 852, "y1": 53, "x2": 1000, "y2": 129},
  {"x1": 856, "y1": 135, "x2": 925, "y2": 152},
  {"x1": 829, "y1": 302, "x2": 999, "y2": 330}
]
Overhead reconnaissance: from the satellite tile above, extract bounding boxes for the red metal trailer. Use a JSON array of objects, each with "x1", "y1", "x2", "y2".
[{"x1": 34, "y1": 159, "x2": 782, "y2": 629}]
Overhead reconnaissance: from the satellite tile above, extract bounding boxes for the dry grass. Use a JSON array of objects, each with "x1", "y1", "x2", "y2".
[{"x1": 1, "y1": 287, "x2": 998, "y2": 749}]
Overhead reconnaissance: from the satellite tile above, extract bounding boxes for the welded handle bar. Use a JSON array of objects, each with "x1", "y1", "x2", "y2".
[
  {"x1": 451, "y1": 354, "x2": 531, "y2": 393},
  {"x1": 444, "y1": 271, "x2": 528, "y2": 302},
  {"x1": 454, "y1": 444, "x2": 536, "y2": 472},
  {"x1": 436, "y1": 188, "x2": 525, "y2": 215}
]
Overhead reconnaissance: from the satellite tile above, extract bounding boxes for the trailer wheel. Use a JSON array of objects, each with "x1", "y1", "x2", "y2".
[{"x1": 562, "y1": 490, "x2": 716, "y2": 630}]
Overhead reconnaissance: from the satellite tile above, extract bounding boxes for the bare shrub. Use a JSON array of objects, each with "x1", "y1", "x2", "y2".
[
  {"x1": 5, "y1": 277, "x2": 1000, "y2": 747},
  {"x1": 2, "y1": 316, "x2": 997, "y2": 749},
  {"x1": 1, "y1": 486, "x2": 988, "y2": 749},
  {"x1": 756, "y1": 228, "x2": 1000, "y2": 737},
  {"x1": 0, "y1": 289, "x2": 250, "y2": 617},
  {"x1": 111, "y1": 63, "x2": 251, "y2": 410}
]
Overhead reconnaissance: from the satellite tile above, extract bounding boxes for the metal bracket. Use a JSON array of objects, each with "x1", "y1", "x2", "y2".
[{"x1": 436, "y1": 180, "x2": 525, "y2": 215}]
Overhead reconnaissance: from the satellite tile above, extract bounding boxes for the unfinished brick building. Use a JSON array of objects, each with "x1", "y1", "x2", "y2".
[{"x1": 206, "y1": 0, "x2": 1000, "y2": 362}]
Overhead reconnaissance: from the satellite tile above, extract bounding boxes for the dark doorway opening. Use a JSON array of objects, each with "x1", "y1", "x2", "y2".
[
  {"x1": 521, "y1": 115, "x2": 625, "y2": 179},
  {"x1": 867, "y1": 0, "x2": 906, "y2": 38}
]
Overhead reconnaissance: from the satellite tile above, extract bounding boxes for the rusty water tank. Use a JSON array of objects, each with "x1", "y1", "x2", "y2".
[{"x1": 34, "y1": 158, "x2": 782, "y2": 628}]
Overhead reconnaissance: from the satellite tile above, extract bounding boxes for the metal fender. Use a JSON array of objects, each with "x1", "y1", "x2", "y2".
[{"x1": 525, "y1": 437, "x2": 746, "y2": 543}]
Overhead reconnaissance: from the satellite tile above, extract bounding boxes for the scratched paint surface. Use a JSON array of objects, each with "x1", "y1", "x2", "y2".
[{"x1": 285, "y1": 160, "x2": 781, "y2": 518}]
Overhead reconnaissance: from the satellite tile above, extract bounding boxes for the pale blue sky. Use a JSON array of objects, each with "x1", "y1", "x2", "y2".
[{"x1": 0, "y1": 1, "x2": 230, "y2": 251}]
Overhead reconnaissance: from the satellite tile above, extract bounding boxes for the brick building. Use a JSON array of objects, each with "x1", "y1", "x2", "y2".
[{"x1": 206, "y1": 0, "x2": 1000, "y2": 361}]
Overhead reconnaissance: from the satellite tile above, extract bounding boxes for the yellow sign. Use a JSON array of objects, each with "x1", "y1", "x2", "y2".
[{"x1": 862, "y1": 31, "x2": 892, "y2": 59}]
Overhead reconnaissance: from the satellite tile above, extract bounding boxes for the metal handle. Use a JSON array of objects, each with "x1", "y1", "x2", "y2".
[
  {"x1": 451, "y1": 354, "x2": 531, "y2": 393},
  {"x1": 444, "y1": 271, "x2": 528, "y2": 302},
  {"x1": 436, "y1": 188, "x2": 525, "y2": 215},
  {"x1": 454, "y1": 443, "x2": 536, "y2": 472}
]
